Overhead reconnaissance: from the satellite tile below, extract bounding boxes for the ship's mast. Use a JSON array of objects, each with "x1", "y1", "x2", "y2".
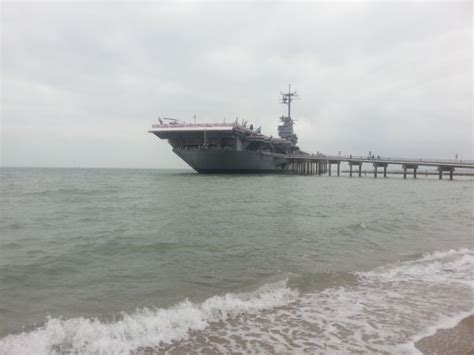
[
  {"x1": 280, "y1": 84, "x2": 298, "y2": 119},
  {"x1": 278, "y1": 85, "x2": 299, "y2": 145}
]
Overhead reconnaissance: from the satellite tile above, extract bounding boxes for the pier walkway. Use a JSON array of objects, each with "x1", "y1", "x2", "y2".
[{"x1": 285, "y1": 154, "x2": 474, "y2": 180}]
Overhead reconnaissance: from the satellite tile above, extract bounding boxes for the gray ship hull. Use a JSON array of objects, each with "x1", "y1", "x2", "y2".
[{"x1": 173, "y1": 148, "x2": 289, "y2": 173}]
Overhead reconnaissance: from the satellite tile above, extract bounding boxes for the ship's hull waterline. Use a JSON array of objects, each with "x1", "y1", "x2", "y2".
[{"x1": 174, "y1": 149, "x2": 289, "y2": 173}]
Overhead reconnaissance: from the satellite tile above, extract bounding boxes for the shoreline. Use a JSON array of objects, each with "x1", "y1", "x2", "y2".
[{"x1": 415, "y1": 315, "x2": 474, "y2": 354}]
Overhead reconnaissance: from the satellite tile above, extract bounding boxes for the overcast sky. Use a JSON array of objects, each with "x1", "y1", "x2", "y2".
[{"x1": 1, "y1": 1, "x2": 472, "y2": 168}]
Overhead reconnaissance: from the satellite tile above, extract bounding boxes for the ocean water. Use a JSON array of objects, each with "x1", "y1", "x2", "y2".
[{"x1": 0, "y1": 167, "x2": 472, "y2": 354}]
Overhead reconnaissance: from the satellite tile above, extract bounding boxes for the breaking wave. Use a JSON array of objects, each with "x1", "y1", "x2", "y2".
[
  {"x1": 0, "y1": 281, "x2": 297, "y2": 354},
  {"x1": 357, "y1": 248, "x2": 473, "y2": 284}
]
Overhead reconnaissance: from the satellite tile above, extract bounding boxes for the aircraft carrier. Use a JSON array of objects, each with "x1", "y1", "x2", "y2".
[{"x1": 150, "y1": 87, "x2": 314, "y2": 173}]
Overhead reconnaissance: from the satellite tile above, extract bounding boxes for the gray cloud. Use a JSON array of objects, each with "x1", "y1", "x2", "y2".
[{"x1": 1, "y1": 1, "x2": 472, "y2": 168}]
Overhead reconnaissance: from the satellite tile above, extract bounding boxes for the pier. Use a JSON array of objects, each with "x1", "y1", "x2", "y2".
[{"x1": 285, "y1": 155, "x2": 474, "y2": 180}]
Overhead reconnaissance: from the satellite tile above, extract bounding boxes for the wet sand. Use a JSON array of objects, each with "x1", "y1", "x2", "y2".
[{"x1": 415, "y1": 315, "x2": 474, "y2": 355}]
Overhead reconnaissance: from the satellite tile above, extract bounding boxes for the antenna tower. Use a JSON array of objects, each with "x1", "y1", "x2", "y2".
[
  {"x1": 278, "y1": 84, "x2": 299, "y2": 144},
  {"x1": 280, "y1": 84, "x2": 298, "y2": 119}
]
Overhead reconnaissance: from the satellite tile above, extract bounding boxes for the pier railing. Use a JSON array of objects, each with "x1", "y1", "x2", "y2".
[{"x1": 323, "y1": 155, "x2": 474, "y2": 165}]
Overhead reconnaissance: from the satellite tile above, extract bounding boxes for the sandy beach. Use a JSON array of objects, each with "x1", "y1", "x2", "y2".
[{"x1": 416, "y1": 315, "x2": 474, "y2": 355}]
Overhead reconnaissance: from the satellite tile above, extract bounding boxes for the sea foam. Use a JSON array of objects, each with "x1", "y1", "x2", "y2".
[{"x1": 166, "y1": 248, "x2": 473, "y2": 354}]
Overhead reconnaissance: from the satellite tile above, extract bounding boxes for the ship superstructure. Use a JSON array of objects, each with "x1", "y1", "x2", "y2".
[{"x1": 149, "y1": 87, "x2": 307, "y2": 173}]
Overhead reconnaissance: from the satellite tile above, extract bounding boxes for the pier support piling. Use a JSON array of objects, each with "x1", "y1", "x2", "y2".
[
  {"x1": 372, "y1": 163, "x2": 388, "y2": 178},
  {"x1": 438, "y1": 167, "x2": 455, "y2": 180},
  {"x1": 437, "y1": 166, "x2": 454, "y2": 180},
  {"x1": 402, "y1": 164, "x2": 419, "y2": 180}
]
